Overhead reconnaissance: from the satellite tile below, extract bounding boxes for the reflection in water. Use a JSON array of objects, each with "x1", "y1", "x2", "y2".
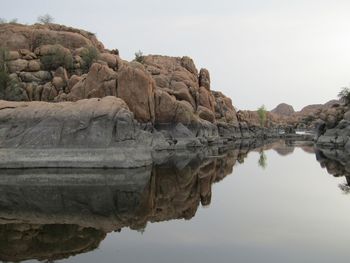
[
  {"x1": 315, "y1": 147, "x2": 350, "y2": 193},
  {"x1": 258, "y1": 151, "x2": 267, "y2": 169},
  {"x1": 0, "y1": 144, "x2": 256, "y2": 262},
  {"x1": 0, "y1": 140, "x2": 349, "y2": 262}
]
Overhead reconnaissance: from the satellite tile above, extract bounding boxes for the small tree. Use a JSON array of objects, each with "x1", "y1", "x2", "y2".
[
  {"x1": 37, "y1": 14, "x2": 54, "y2": 24},
  {"x1": 134, "y1": 50, "x2": 144, "y2": 63},
  {"x1": 0, "y1": 18, "x2": 7, "y2": 24},
  {"x1": 338, "y1": 87, "x2": 350, "y2": 105},
  {"x1": 257, "y1": 105, "x2": 267, "y2": 127}
]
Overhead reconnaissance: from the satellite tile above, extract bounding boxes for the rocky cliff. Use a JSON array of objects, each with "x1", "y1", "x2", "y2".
[{"x1": 0, "y1": 22, "x2": 288, "y2": 165}]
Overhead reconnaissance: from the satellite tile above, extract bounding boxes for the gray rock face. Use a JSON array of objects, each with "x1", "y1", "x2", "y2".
[
  {"x1": 0, "y1": 96, "x2": 132, "y2": 148},
  {"x1": 0, "y1": 97, "x2": 309, "y2": 168},
  {"x1": 316, "y1": 106, "x2": 350, "y2": 149}
]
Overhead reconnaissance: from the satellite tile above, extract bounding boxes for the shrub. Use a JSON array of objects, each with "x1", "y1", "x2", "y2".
[
  {"x1": 81, "y1": 46, "x2": 99, "y2": 70},
  {"x1": 257, "y1": 105, "x2": 267, "y2": 127},
  {"x1": 134, "y1": 50, "x2": 144, "y2": 63},
  {"x1": 0, "y1": 47, "x2": 9, "y2": 98},
  {"x1": 37, "y1": 14, "x2": 54, "y2": 24},
  {"x1": 338, "y1": 87, "x2": 350, "y2": 105},
  {"x1": 31, "y1": 34, "x2": 57, "y2": 50},
  {"x1": 40, "y1": 45, "x2": 73, "y2": 70},
  {"x1": 4, "y1": 77, "x2": 26, "y2": 101},
  {"x1": 0, "y1": 18, "x2": 19, "y2": 24}
]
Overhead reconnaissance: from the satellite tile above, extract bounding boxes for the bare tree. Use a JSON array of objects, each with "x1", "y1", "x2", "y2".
[{"x1": 37, "y1": 14, "x2": 54, "y2": 24}]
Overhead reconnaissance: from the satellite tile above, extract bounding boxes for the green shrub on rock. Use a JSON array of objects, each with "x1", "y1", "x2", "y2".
[
  {"x1": 257, "y1": 105, "x2": 267, "y2": 127},
  {"x1": 81, "y1": 46, "x2": 99, "y2": 70},
  {"x1": 0, "y1": 47, "x2": 9, "y2": 98},
  {"x1": 40, "y1": 45, "x2": 73, "y2": 70},
  {"x1": 134, "y1": 50, "x2": 144, "y2": 63},
  {"x1": 338, "y1": 87, "x2": 350, "y2": 105},
  {"x1": 3, "y1": 77, "x2": 26, "y2": 101}
]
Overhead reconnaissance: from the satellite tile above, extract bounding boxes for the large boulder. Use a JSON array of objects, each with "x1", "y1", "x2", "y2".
[
  {"x1": 199, "y1": 68, "x2": 210, "y2": 90},
  {"x1": 0, "y1": 23, "x2": 104, "y2": 52},
  {"x1": 67, "y1": 63, "x2": 117, "y2": 101},
  {"x1": 0, "y1": 97, "x2": 130, "y2": 148},
  {"x1": 154, "y1": 89, "x2": 195, "y2": 125},
  {"x1": 117, "y1": 63, "x2": 155, "y2": 123}
]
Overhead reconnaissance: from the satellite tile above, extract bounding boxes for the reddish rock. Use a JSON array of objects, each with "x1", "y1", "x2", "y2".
[
  {"x1": 0, "y1": 23, "x2": 104, "y2": 51},
  {"x1": 67, "y1": 63, "x2": 117, "y2": 101},
  {"x1": 117, "y1": 63, "x2": 155, "y2": 123},
  {"x1": 199, "y1": 68, "x2": 210, "y2": 90},
  {"x1": 271, "y1": 103, "x2": 295, "y2": 116}
]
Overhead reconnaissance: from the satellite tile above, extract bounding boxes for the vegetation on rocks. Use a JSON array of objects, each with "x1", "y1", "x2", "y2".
[
  {"x1": 134, "y1": 50, "x2": 144, "y2": 63},
  {"x1": 338, "y1": 87, "x2": 350, "y2": 105},
  {"x1": 257, "y1": 105, "x2": 267, "y2": 127},
  {"x1": 37, "y1": 14, "x2": 54, "y2": 24},
  {"x1": 0, "y1": 47, "x2": 9, "y2": 98},
  {"x1": 81, "y1": 46, "x2": 99, "y2": 70},
  {"x1": 0, "y1": 18, "x2": 18, "y2": 24},
  {"x1": 0, "y1": 47, "x2": 25, "y2": 101},
  {"x1": 40, "y1": 45, "x2": 73, "y2": 70}
]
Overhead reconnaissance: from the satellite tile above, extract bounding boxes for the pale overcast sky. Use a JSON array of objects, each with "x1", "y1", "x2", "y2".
[{"x1": 2, "y1": 0, "x2": 350, "y2": 110}]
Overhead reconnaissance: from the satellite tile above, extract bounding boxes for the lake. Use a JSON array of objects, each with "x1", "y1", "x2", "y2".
[{"x1": 2, "y1": 140, "x2": 350, "y2": 263}]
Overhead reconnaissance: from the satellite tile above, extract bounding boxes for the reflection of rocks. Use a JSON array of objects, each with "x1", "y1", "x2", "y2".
[
  {"x1": 315, "y1": 148, "x2": 350, "y2": 178},
  {"x1": 315, "y1": 147, "x2": 350, "y2": 195},
  {"x1": 0, "y1": 144, "x2": 257, "y2": 262},
  {"x1": 0, "y1": 224, "x2": 105, "y2": 262},
  {"x1": 274, "y1": 146, "x2": 295, "y2": 156}
]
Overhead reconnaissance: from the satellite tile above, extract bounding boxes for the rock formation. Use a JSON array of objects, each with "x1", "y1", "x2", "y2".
[
  {"x1": 271, "y1": 103, "x2": 295, "y2": 116},
  {"x1": 0, "y1": 22, "x2": 292, "y2": 167}
]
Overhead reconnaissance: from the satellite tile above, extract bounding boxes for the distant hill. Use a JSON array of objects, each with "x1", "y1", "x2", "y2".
[{"x1": 271, "y1": 103, "x2": 295, "y2": 116}]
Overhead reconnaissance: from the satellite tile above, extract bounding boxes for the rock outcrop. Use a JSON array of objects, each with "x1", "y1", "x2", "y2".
[
  {"x1": 271, "y1": 103, "x2": 295, "y2": 116},
  {"x1": 0, "y1": 23, "x2": 299, "y2": 168},
  {"x1": 315, "y1": 104, "x2": 350, "y2": 150}
]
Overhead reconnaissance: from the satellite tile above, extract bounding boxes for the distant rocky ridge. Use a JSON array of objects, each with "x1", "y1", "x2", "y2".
[
  {"x1": 272, "y1": 96, "x2": 350, "y2": 152},
  {"x1": 268, "y1": 100, "x2": 342, "y2": 130},
  {"x1": 271, "y1": 103, "x2": 295, "y2": 116}
]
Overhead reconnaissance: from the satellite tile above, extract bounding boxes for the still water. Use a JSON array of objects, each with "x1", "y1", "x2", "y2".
[{"x1": 2, "y1": 141, "x2": 350, "y2": 263}]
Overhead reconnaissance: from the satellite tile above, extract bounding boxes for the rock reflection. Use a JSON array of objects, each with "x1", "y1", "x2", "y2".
[
  {"x1": 0, "y1": 144, "x2": 257, "y2": 262},
  {"x1": 315, "y1": 147, "x2": 350, "y2": 192},
  {"x1": 0, "y1": 224, "x2": 105, "y2": 262}
]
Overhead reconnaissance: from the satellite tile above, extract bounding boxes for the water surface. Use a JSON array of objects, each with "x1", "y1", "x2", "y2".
[{"x1": 2, "y1": 141, "x2": 350, "y2": 263}]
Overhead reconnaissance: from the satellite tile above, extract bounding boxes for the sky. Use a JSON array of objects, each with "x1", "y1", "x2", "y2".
[{"x1": 2, "y1": 0, "x2": 350, "y2": 110}]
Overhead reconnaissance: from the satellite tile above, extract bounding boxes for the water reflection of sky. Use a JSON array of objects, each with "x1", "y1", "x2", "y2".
[{"x1": 50, "y1": 147, "x2": 350, "y2": 263}]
